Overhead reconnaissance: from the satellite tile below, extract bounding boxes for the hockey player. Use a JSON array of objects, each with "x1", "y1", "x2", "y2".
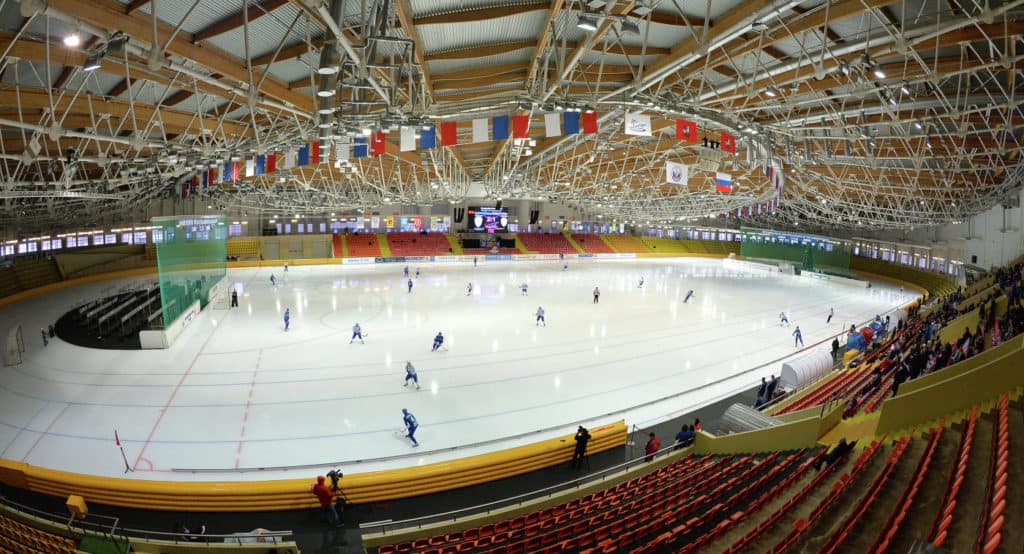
[
  {"x1": 402, "y1": 409, "x2": 419, "y2": 447},
  {"x1": 403, "y1": 265, "x2": 409, "y2": 277},
  {"x1": 826, "y1": 308, "x2": 834, "y2": 324},
  {"x1": 404, "y1": 362, "x2": 420, "y2": 389},
  {"x1": 563, "y1": 262, "x2": 568, "y2": 271},
  {"x1": 270, "y1": 274, "x2": 276, "y2": 287},
  {"x1": 683, "y1": 290, "x2": 694, "y2": 303},
  {"x1": 638, "y1": 276, "x2": 644, "y2": 288},
  {"x1": 473, "y1": 256, "x2": 478, "y2": 267},
  {"x1": 793, "y1": 326, "x2": 804, "y2": 347},
  {"x1": 593, "y1": 286, "x2": 600, "y2": 304},
  {"x1": 521, "y1": 282, "x2": 528, "y2": 296},
  {"x1": 432, "y1": 332, "x2": 444, "y2": 352},
  {"x1": 535, "y1": 306, "x2": 546, "y2": 326},
  {"x1": 779, "y1": 312, "x2": 790, "y2": 326},
  {"x1": 350, "y1": 323, "x2": 364, "y2": 344},
  {"x1": 466, "y1": 282, "x2": 473, "y2": 296},
  {"x1": 283, "y1": 261, "x2": 289, "y2": 272},
  {"x1": 407, "y1": 278, "x2": 414, "y2": 293},
  {"x1": 415, "y1": 268, "x2": 421, "y2": 279},
  {"x1": 283, "y1": 308, "x2": 290, "y2": 331}
]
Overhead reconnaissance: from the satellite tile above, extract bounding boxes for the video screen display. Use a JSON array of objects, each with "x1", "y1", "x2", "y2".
[{"x1": 467, "y1": 206, "x2": 508, "y2": 233}]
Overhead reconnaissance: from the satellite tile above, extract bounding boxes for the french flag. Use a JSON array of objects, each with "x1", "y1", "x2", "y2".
[{"x1": 715, "y1": 172, "x2": 732, "y2": 193}]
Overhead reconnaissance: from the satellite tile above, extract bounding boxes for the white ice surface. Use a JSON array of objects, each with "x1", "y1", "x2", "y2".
[{"x1": 0, "y1": 258, "x2": 911, "y2": 481}]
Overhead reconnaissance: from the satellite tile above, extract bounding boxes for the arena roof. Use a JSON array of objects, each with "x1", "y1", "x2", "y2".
[{"x1": 1, "y1": 0, "x2": 1023, "y2": 234}]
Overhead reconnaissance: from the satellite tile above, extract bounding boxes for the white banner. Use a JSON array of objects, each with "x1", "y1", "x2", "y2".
[
  {"x1": 472, "y1": 118, "x2": 488, "y2": 143},
  {"x1": 665, "y1": 161, "x2": 688, "y2": 185},
  {"x1": 400, "y1": 126, "x2": 416, "y2": 152},
  {"x1": 544, "y1": 113, "x2": 561, "y2": 137},
  {"x1": 624, "y1": 112, "x2": 652, "y2": 136}
]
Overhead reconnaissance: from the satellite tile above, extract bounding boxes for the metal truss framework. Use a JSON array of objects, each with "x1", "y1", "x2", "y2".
[{"x1": 0, "y1": 0, "x2": 1021, "y2": 235}]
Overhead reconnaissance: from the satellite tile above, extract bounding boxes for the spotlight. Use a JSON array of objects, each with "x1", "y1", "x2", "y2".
[
  {"x1": 317, "y1": 65, "x2": 338, "y2": 75},
  {"x1": 900, "y1": 82, "x2": 910, "y2": 95},
  {"x1": 873, "y1": 66, "x2": 886, "y2": 79},
  {"x1": 317, "y1": 89, "x2": 336, "y2": 97},
  {"x1": 63, "y1": 34, "x2": 81, "y2": 48},
  {"x1": 82, "y1": 52, "x2": 102, "y2": 71},
  {"x1": 914, "y1": 120, "x2": 923, "y2": 130},
  {"x1": 577, "y1": 14, "x2": 599, "y2": 32},
  {"x1": 839, "y1": 61, "x2": 850, "y2": 75},
  {"x1": 764, "y1": 85, "x2": 778, "y2": 97},
  {"x1": 620, "y1": 19, "x2": 641, "y2": 35}
]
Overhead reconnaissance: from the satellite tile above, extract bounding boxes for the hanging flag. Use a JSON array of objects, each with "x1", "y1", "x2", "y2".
[
  {"x1": 715, "y1": 172, "x2": 732, "y2": 193},
  {"x1": 440, "y1": 121, "x2": 457, "y2": 146},
  {"x1": 337, "y1": 136, "x2": 350, "y2": 162},
  {"x1": 297, "y1": 144, "x2": 310, "y2": 166},
  {"x1": 310, "y1": 141, "x2": 321, "y2": 164},
  {"x1": 472, "y1": 118, "x2": 488, "y2": 143},
  {"x1": 190, "y1": 176, "x2": 199, "y2": 194},
  {"x1": 231, "y1": 161, "x2": 240, "y2": 180},
  {"x1": 564, "y1": 112, "x2": 580, "y2": 135},
  {"x1": 181, "y1": 181, "x2": 189, "y2": 198},
  {"x1": 400, "y1": 126, "x2": 416, "y2": 152},
  {"x1": 665, "y1": 161, "x2": 688, "y2": 185},
  {"x1": 245, "y1": 157, "x2": 255, "y2": 177},
  {"x1": 676, "y1": 119, "x2": 697, "y2": 141},
  {"x1": 282, "y1": 149, "x2": 295, "y2": 170},
  {"x1": 582, "y1": 111, "x2": 598, "y2": 134},
  {"x1": 721, "y1": 131, "x2": 736, "y2": 153},
  {"x1": 512, "y1": 114, "x2": 530, "y2": 139},
  {"x1": 624, "y1": 112, "x2": 652, "y2": 136},
  {"x1": 223, "y1": 161, "x2": 232, "y2": 182},
  {"x1": 353, "y1": 137, "x2": 368, "y2": 158},
  {"x1": 255, "y1": 155, "x2": 266, "y2": 175},
  {"x1": 200, "y1": 171, "x2": 207, "y2": 190},
  {"x1": 420, "y1": 126, "x2": 436, "y2": 149},
  {"x1": 206, "y1": 168, "x2": 215, "y2": 188},
  {"x1": 492, "y1": 116, "x2": 510, "y2": 140},
  {"x1": 544, "y1": 113, "x2": 561, "y2": 137},
  {"x1": 371, "y1": 131, "x2": 386, "y2": 156},
  {"x1": 266, "y1": 153, "x2": 276, "y2": 173}
]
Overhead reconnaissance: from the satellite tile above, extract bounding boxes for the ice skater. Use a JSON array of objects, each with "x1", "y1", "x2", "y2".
[
  {"x1": 535, "y1": 306, "x2": 546, "y2": 326},
  {"x1": 404, "y1": 361, "x2": 420, "y2": 390},
  {"x1": 402, "y1": 409, "x2": 419, "y2": 447},
  {"x1": 779, "y1": 312, "x2": 789, "y2": 326},
  {"x1": 563, "y1": 261, "x2": 568, "y2": 271},
  {"x1": 793, "y1": 326, "x2": 804, "y2": 347},
  {"x1": 40, "y1": 328, "x2": 48, "y2": 347},
  {"x1": 638, "y1": 276, "x2": 644, "y2": 288},
  {"x1": 407, "y1": 278, "x2": 414, "y2": 293},
  {"x1": 432, "y1": 331, "x2": 444, "y2": 352},
  {"x1": 270, "y1": 274, "x2": 276, "y2": 287},
  {"x1": 521, "y1": 282, "x2": 528, "y2": 296},
  {"x1": 283, "y1": 261, "x2": 289, "y2": 272},
  {"x1": 593, "y1": 286, "x2": 600, "y2": 304},
  {"x1": 826, "y1": 307, "x2": 834, "y2": 324},
  {"x1": 683, "y1": 290, "x2": 694, "y2": 303},
  {"x1": 415, "y1": 268, "x2": 420, "y2": 279},
  {"x1": 404, "y1": 265, "x2": 409, "y2": 277},
  {"x1": 473, "y1": 256, "x2": 478, "y2": 267},
  {"x1": 231, "y1": 289, "x2": 239, "y2": 308},
  {"x1": 350, "y1": 323, "x2": 364, "y2": 344},
  {"x1": 283, "y1": 308, "x2": 290, "y2": 331},
  {"x1": 466, "y1": 282, "x2": 473, "y2": 296}
]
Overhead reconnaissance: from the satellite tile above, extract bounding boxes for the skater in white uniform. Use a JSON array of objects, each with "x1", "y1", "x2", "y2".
[
  {"x1": 521, "y1": 283, "x2": 528, "y2": 296},
  {"x1": 466, "y1": 282, "x2": 473, "y2": 296},
  {"x1": 350, "y1": 323, "x2": 364, "y2": 344},
  {"x1": 535, "y1": 306, "x2": 546, "y2": 326},
  {"x1": 638, "y1": 277, "x2": 644, "y2": 288},
  {"x1": 404, "y1": 362, "x2": 420, "y2": 390}
]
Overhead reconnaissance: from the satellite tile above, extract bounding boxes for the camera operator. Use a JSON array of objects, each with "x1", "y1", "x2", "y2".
[
  {"x1": 310, "y1": 473, "x2": 342, "y2": 528},
  {"x1": 571, "y1": 426, "x2": 591, "y2": 470}
]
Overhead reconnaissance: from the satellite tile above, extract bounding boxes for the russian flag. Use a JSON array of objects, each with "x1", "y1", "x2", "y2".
[{"x1": 715, "y1": 172, "x2": 732, "y2": 193}]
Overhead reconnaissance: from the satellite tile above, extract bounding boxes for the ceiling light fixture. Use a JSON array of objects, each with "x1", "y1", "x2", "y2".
[
  {"x1": 317, "y1": 65, "x2": 338, "y2": 75},
  {"x1": 317, "y1": 89, "x2": 336, "y2": 97},
  {"x1": 900, "y1": 82, "x2": 910, "y2": 95},
  {"x1": 63, "y1": 34, "x2": 81, "y2": 48},
  {"x1": 764, "y1": 85, "x2": 778, "y2": 97},
  {"x1": 361, "y1": 127, "x2": 373, "y2": 136},
  {"x1": 577, "y1": 14, "x2": 599, "y2": 32},
  {"x1": 82, "y1": 52, "x2": 102, "y2": 71}
]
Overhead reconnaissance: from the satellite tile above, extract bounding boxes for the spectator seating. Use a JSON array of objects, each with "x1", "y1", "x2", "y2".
[
  {"x1": 227, "y1": 237, "x2": 260, "y2": 259},
  {"x1": 0, "y1": 513, "x2": 81, "y2": 554},
  {"x1": 347, "y1": 233, "x2": 383, "y2": 257},
  {"x1": 850, "y1": 256, "x2": 958, "y2": 297},
  {"x1": 570, "y1": 234, "x2": 614, "y2": 254},
  {"x1": 462, "y1": 248, "x2": 519, "y2": 256},
  {"x1": 516, "y1": 234, "x2": 577, "y2": 254},
  {"x1": 332, "y1": 234, "x2": 344, "y2": 258},
  {"x1": 600, "y1": 235, "x2": 648, "y2": 254},
  {"x1": 386, "y1": 233, "x2": 451, "y2": 256}
]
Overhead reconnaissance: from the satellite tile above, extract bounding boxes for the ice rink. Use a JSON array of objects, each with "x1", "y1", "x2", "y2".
[{"x1": 0, "y1": 257, "x2": 910, "y2": 481}]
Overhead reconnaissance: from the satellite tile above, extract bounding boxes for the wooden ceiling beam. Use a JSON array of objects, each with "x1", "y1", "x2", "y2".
[
  {"x1": 123, "y1": 0, "x2": 150, "y2": 14},
  {"x1": 192, "y1": 0, "x2": 290, "y2": 43},
  {"x1": 425, "y1": 41, "x2": 535, "y2": 61},
  {"x1": 414, "y1": 2, "x2": 549, "y2": 26},
  {"x1": 251, "y1": 38, "x2": 323, "y2": 66},
  {"x1": 434, "y1": 71, "x2": 527, "y2": 91}
]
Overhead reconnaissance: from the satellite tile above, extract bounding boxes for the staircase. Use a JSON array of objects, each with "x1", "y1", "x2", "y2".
[
  {"x1": 331, "y1": 234, "x2": 345, "y2": 258},
  {"x1": 562, "y1": 233, "x2": 586, "y2": 254},
  {"x1": 599, "y1": 235, "x2": 619, "y2": 252},
  {"x1": 444, "y1": 234, "x2": 464, "y2": 255},
  {"x1": 511, "y1": 234, "x2": 532, "y2": 254},
  {"x1": 377, "y1": 233, "x2": 393, "y2": 256}
]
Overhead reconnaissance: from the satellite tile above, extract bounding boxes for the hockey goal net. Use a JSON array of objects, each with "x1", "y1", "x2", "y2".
[
  {"x1": 3, "y1": 324, "x2": 25, "y2": 366},
  {"x1": 206, "y1": 277, "x2": 231, "y2": 310}
]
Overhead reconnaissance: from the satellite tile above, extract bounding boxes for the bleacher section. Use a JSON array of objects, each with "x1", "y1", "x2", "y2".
[
  {"x1": 516, "y1": 233, "x2": 577, "y2": 254},
  {"x1": 10, "y1": 259, "x2": 62, "y2": 292},
  {"x1": 54, "y1": 286, "x2": 161, "y2": 349},
  {"x1": 347, "y1": 233, "x2": 383, "y2": 257},
  {"x1": 600, "y1": 235, "x2": 649, "y2": 254},
  {"x1": 0, "y1": 513, "x2": 81, "y2": 554},
  {"x1": 332, "y1": 233, "x2": 344, "y2": 258},
  {"x1": 852, "y1": 256, "x2": 958, "y2": 297},
  {"x1": 386, "y1": 233, "x2": 451, "y2": 256},
  {"x1": 227, "y1": 237, "x2": 261, "y2": 260},
  {"x1": 571, "y1": 234, "x2": 614, "y2": 254}
]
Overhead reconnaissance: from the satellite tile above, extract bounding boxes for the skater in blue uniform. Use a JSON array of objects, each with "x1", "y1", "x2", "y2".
[
  {"x1": 415, "y1": 268, "x2": 420, "y2": 279},
  {"x1": 283, "y1": 308, "x2": 290, "y2": 331},
  {"x1": 638, "y1": 276, "x2": 644, "y2": 288},
  {"x1": 779, "y1": 312, "x2": 790, "y2": 326},
  {"x1": 793, "y1": 326, "x2": 804, "y2": 347},
  {"x1": 407, "y1": 278, "x2": 414, "y2": 293},
  {"x1": 562, "y1": 262, "x2": 568, "y2": 271},
  {"x1": 403, "y1": 265, "x2": 409, "y2": 277},
  {"x1": 432, "y1": 332, "x2": 444, "y2": 352},
  {"x1": 521, "y1": 282, "x2": 528, "y2": 296},
  {"x1": 683, "y1": 290, "x2": 694, "y2": 303},
  {"x1": 350, "y1": 323, "x2": 364, "y2": 344},
  {"x1": 473, "y1": 256, "x2": 478, "y2": 267},
  {"x1": 535, "y1": 306, "x2": 546, "y2": 326},
  {"x1": 404, "y1": 362, "x2": 420, "y2": 390},
  {"x1": 402, "y1": 409, "x2": 419, "y2": 447},
  {"x1": 270, "y1": 274, "x2": 276, "y2": 287}
]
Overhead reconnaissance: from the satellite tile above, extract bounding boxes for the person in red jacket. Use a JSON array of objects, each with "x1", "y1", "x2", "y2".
[
  {"x1": 644, "y1": 432, "x2": 660, "y2": 462},
  {"x1": 311, "y1": 476, "x2": 341, "y2": 527}
]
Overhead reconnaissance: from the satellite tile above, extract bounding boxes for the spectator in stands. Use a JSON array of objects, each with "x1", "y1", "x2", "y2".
[
  {"x1": 674, "y1": 425, "x2": 694, "y2": 449},
  {"x1": 813, "y1": 438, "x2": 857, "y2": 471},
  {"x1": 766, "y1": 375, "x2": 778, "y2": 401},
  {"x1": 756, "y1": 377, "x2": 768, "y2": 407},
  {"x1": 693, "y1": 418, "x2": 701, "y2": 432},
  {"x1": 644, "y1": 432, "x2": 660, "y2": 462},
  {"x1": 891, "y1": 363, "x2": 909, "y2": 397},
  {"x1": 571, "y1": 426, "x2": 591, "y2": 470},
  {"x1": 831, "y1": 337, "x2": 840, "y2": 363},
  {"x1": 311, "y1": 476, "x2": 341, "y2": 527},
  {"x1": 40, "y1": 328, "x2": 48, "y2": 347}
]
